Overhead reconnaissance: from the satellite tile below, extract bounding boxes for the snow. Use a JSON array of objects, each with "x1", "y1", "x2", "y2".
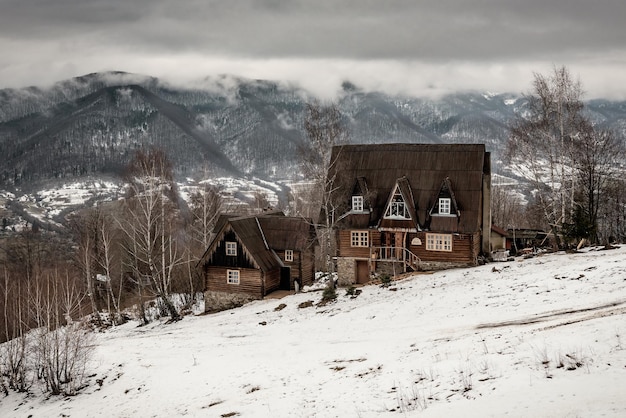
[
  {"x1": 5, "y1": 180, "x2": 124, "y2": 225},
  {"x1": 3, "y1": 247, "x2": 626, "y2": 417}
]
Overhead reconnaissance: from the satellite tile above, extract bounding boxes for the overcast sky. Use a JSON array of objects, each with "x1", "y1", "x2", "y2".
[{"x1": 1, "y1": 0, "x2": 625, "y2": 99}]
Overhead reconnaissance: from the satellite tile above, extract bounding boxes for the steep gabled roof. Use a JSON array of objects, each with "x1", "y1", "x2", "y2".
[
  {"x1": 327, "y1": 143, "x2": 489, "y2": 233},
  {"x1": 229, "y1": 216, "x2": 280, "y2": 272},
  {"x1": 429, "y1": 177, "x2": 460, "y2": 216},
  {"x1": 353, "y1": 177, "x2": 369, "y2": 197},
  {"x1": 200, "y1": 212, "x2": 316, "y2": 273},
  {"x1": 257, "y1": 216, "x2": 317, "y2": 250}
]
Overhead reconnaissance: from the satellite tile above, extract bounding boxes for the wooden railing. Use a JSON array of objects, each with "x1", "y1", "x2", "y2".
[{"x1": 371, "y1": 246, "x2": 420, "y2": 271}]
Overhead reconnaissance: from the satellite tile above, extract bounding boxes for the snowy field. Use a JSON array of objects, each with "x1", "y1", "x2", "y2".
[{"x1": 2, "y1": 246, "x2": 626, "y2": 417}]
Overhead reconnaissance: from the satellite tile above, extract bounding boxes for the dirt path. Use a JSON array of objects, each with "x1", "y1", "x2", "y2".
[{"x1": 475, "y1": 298, "x2": 626, "y2": 329}]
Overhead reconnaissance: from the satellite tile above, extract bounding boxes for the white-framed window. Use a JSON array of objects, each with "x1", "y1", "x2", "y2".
[
  {"x1": 285, "y1": 249, "x2": 293, "y2": 262},
  {"x1": 227, "y1": 269, "x2": 240, "y2": 284},
  {"x1": 352, "y1": 195, "x2": 364, "y2": 212},
  {"x1": 384, "y1": 188, "x2": 410, "y2": 219},
  {"x1": 225, "y1": 241, "x2": 237, "y2": 256},
  {"x1": 438, "y1": 198, "x2": 451, "y2": 215},
  {"x1": 426, "y1": 233, "x2": 452, "y2": 252},
  {"x1": 351, "y1": 230, "x2": 369, "y2": 247}
]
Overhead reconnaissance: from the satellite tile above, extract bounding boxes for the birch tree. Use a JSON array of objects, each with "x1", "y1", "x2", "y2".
[
  {"x1": 188, "y1": 184, "x2": 223, "y2": 253},
  {"x1": 300, "y1": 101, "x2": 350, "y2": 273},
  {"x1": 507, "y1": 66, "x2": 588, "y2": 248},
  {"x1": 508, "y1": 66, "x2": 625, "y2": 246},
  {"x1": 121, "y1": 148, "x2": 184, "y2": 321}
]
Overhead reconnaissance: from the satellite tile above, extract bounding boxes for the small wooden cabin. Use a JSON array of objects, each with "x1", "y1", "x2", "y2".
[
  {"x1": 200, "y1": 211, "x2": 316, "y2": 310},
  {"x1": 324, "y1": 143, "x2": 492, "y2": 284},
  {"x1": 490, "y1": 225, "x2": 508, "y2": 251}
]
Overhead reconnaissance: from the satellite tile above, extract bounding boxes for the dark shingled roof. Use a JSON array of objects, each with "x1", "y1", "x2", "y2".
[
  {"x1": 202, "y1": 211, "x2": 316, "y2": 273},
  {"x1": 327, "y1": 143, "x2": 489, "y2": 233}
]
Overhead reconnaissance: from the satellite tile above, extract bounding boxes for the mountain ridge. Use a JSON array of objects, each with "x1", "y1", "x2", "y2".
[{"x1": 1, "y1": 71, "x2": 626, "y2": 189}]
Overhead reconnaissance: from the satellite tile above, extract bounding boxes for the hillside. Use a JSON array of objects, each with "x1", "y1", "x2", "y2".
[
  {"x1": 2, "y1": 246, "x2": 625, "y2": 417},
  {"x1": 3, "y1": 72, "x2": 626, "y2": 189},
  {"x1": 3, "y1": 72, "x2": 626, "y2": 234}
]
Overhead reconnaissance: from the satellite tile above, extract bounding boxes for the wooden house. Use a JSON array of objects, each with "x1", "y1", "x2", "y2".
[
  {"x1": 199, "y1": 211, "x2": 316, "y2": 310},
  {"x1": 324, "y1": 143, "x2": 491, "y2": 285}
]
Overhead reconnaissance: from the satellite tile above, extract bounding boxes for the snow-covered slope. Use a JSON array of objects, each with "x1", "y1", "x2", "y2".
[{"x1": 3, "y1": 247, "x2": 626, "y2": 417}]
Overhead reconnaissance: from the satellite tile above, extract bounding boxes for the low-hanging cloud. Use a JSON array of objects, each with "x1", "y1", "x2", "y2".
[{"x1": 1, "y1": 0, "x2": 625, "y2": 99}]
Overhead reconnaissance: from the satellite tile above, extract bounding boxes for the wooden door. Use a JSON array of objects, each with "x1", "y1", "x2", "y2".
[
  {"x1": 356, "y1": 260, "x2": 369, "y2": 284},
  {"x1": 395, "y1": 233, "x2": 404, "y2": 259}
]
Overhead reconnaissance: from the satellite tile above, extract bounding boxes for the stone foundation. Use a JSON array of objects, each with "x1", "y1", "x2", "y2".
[
  {"x1": 336, "y1": 257, "x2": 357, "y2": 286},
  {"x1": 204, "y1": 291, "x2": 258, "y2": 313},
  {"x1": 418, "y1": 260, "x2": 476, "y2": 271},
  {"x1": 336, "y1": 257, "x2": 478, "y2": 285},
  {"x1": 374, "y1": 261, "x2": 406, "y2": 277}
]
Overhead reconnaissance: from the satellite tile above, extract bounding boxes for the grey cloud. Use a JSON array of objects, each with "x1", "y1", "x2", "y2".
[{"x1": 0, "y1": 0, "x2": 625, "y2": 97}]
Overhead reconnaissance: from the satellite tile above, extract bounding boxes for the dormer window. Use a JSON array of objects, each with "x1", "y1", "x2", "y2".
[
  {"x1": 384, "y1": 188, "x2": 410, "y2": 219},
  {"x1": 430, "y1": 177, "x2": 458, "y2": 217},
  {"x1": 352, "y1": 195, "x2": 364, "y2": 212},
  {"x1": 439, "y1": 198, "x2": 451, "y2": 215}
]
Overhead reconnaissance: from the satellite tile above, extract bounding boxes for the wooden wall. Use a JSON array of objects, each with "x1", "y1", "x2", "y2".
[
  {"x1": 208, "y1": 231, "x2": 256, "y2": 269},
  {"x1": 471, "y1": 231, "x2": 481, "y2": 260},
  {"x1": 337, "y1": 229, "x2": 380, "y2": 258},
  {"x1": 206, "y1": 266, "x2": 263, "y2": 297},
  {"x1": 409, "y1": 232, "x2": 475, "y2": 263},
  {"x1": 274, "y1": 249, "x2": 316, "y2": 288},
  {"x1": 300, "y1": 250, "x2": 315, "y2": 286},
  {"x1": 336, "y1": 228, "x2": 478, "y2": 265},
  {"x1": 265, "y1": 268, "x2": 281, "y2": 294}
]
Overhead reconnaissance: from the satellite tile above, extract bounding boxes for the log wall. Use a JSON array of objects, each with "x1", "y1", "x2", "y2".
[
  {"x1": 409, "y1": 232, "x2": 477, "y2": 263},
  {"x1": 206, "y1": 267, "x2": 263, "y2": 297}
]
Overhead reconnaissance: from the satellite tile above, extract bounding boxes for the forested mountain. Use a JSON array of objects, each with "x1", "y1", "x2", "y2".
[
  {"x1": 0, "y1": 73, "x2": 626, "y2": 187},
  {"x1": 3, "y1": 71, "x2": 623, "y2": 190},
  {"x1": 1, "y1": 71, "x2": 626, "y2": 188}
]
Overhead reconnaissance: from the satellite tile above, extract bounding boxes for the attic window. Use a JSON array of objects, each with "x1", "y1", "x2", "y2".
[
  {"x1": 352, "y1": 196, "x2": 364, "y2": 212},
  {"x1": 225, "y1": 241, "x2": 237, "y2": 256},
  {"x1": 384, "y1": 189, "x2": 409, "y2": 219},
  {"x1": 439, "y1": 198, "x2": 451, "y2": 215},
  {"x1": 285, "y1": 250, "x2": 293, "y2": 262}
]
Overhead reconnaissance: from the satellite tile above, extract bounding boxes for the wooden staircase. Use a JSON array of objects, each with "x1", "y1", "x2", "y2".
[{"x1": 371, "y1": 246, "x2": 421, "y2": 272}]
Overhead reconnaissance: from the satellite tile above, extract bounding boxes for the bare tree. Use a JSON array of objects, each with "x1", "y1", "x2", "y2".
[
  {"x1": 300, "y1": 101, "x2": 350, "y2": 273},
  {"x1": 571, "y1": 127, "x2": 624, "y2": 243},
  {"x1": 32, "y1": 268, "x2": 93, "y2": 396},
  {"x1": 188, "y1": 184, "x2": 223, "y2": 253},
  {"x1": 507, "y1": 66, "x2": 589, "y2": 248},
  {"x1": 96, "y1": 209, "x2": 125, "y2": 323},
  {"x1": 69, "y1": 212, "x2": 101, "y2": 325},
  {"x1": 490, "y1": 183, "x2": 525, "y2": 230},
  {"x1": 120, "y1": 148, "x2": 184, "y2": 321},
  {"x1": 1, "y1": 233, "x2": 95, "y2": 397},
  {"x1": 600, "y1": 178, "x2": 626, "y2": 243},
  {"x1": 1, "y1": 267, "x2": 30, "y2": 393}
]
